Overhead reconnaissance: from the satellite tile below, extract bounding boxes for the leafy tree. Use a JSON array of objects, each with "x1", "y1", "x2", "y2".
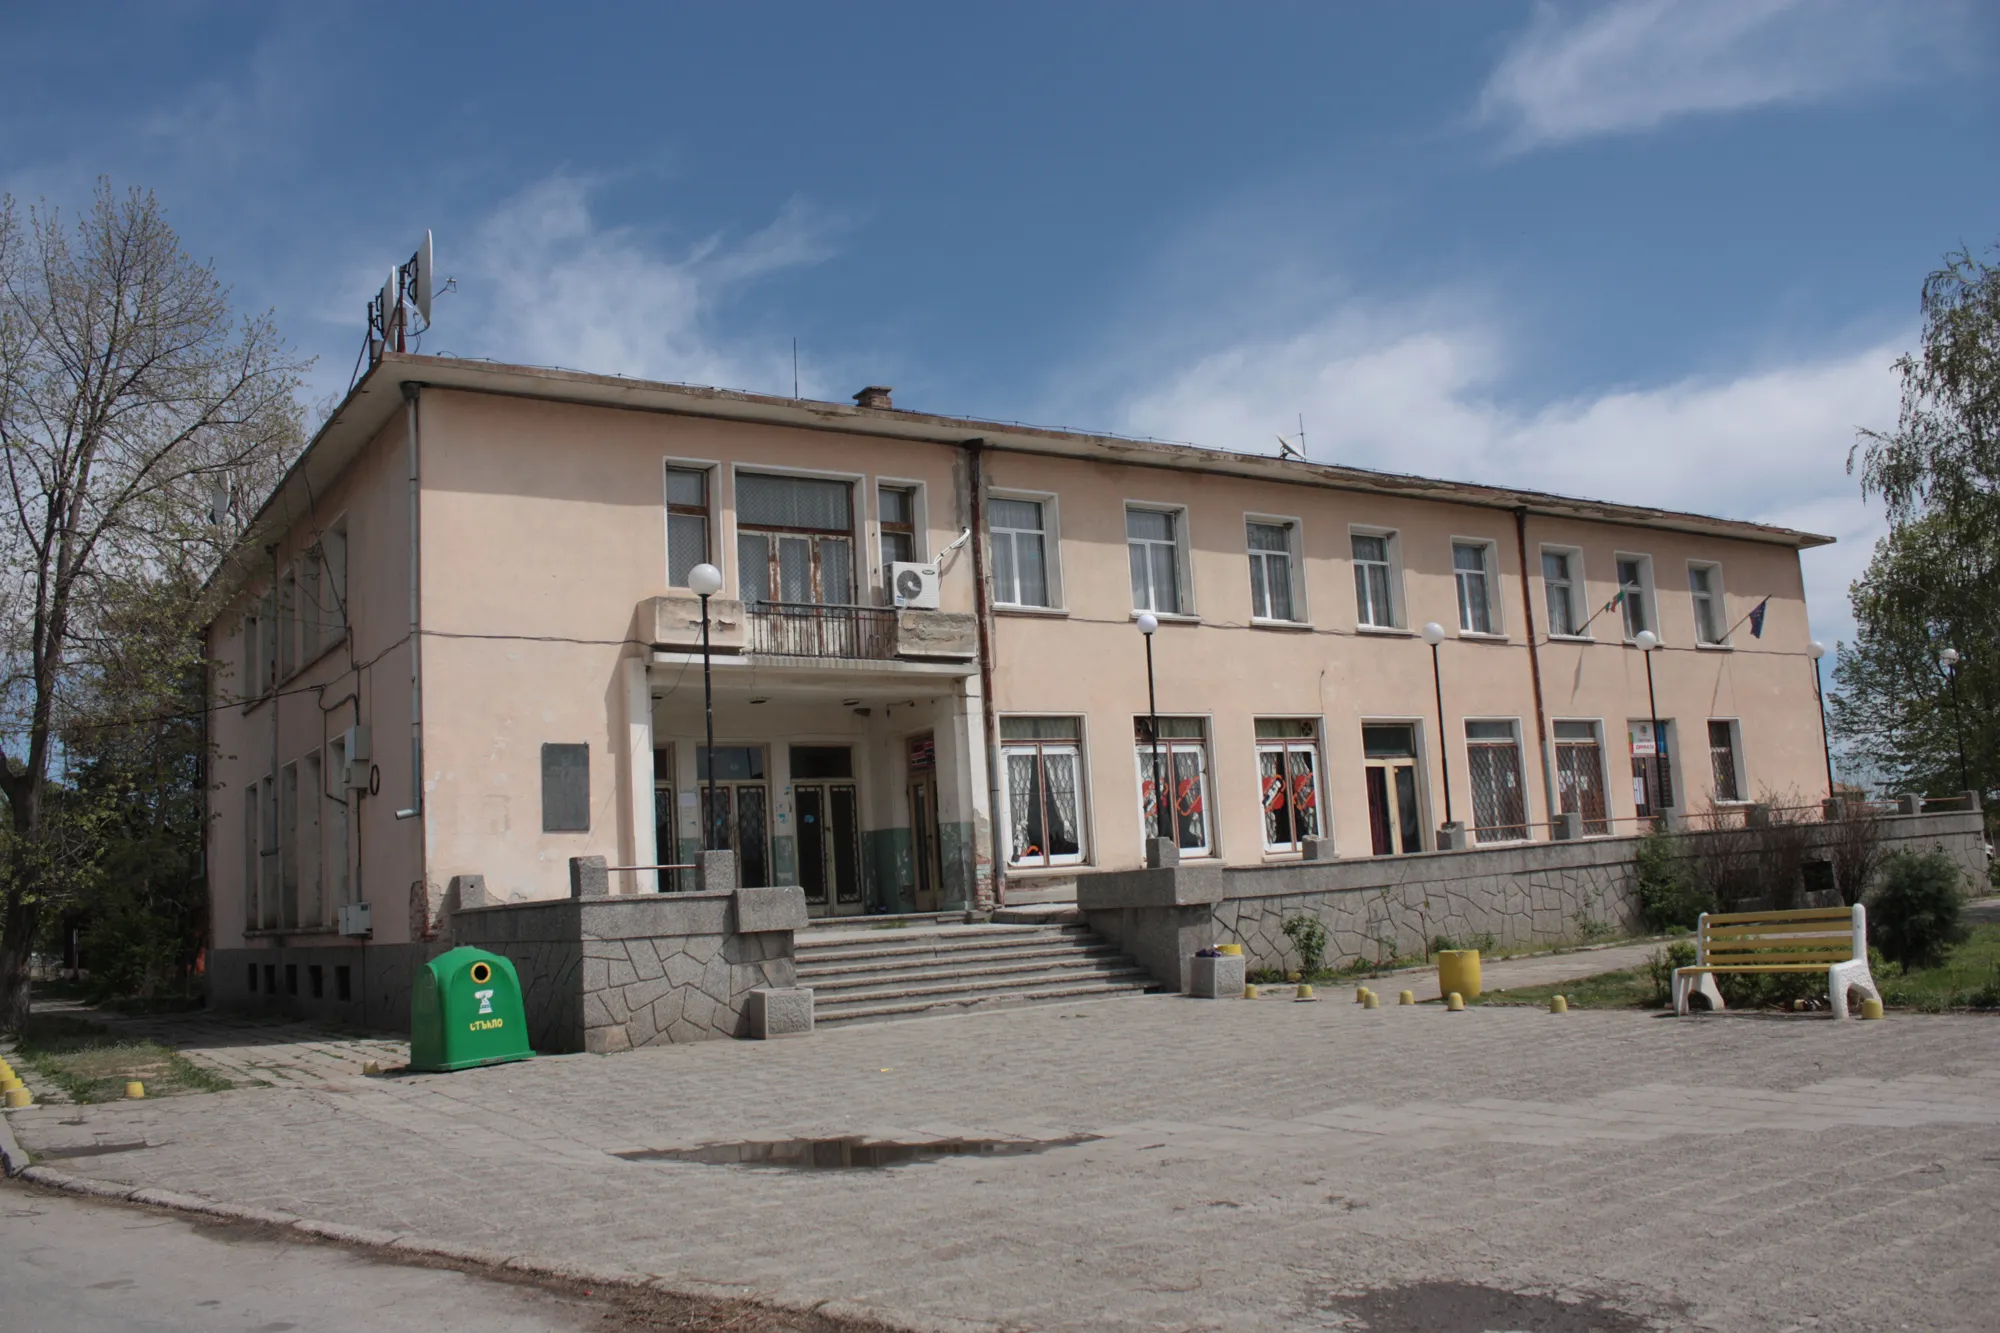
[
  {"x1": 1869, "y1": 848, "x2": 1969, "y2": 973},
  {"x1": 1837, "y1": 241, "x2": 2000, "y2": 800},
  {"x1": 0, "y1": 183, "x2": 304, "y2": 1032}
]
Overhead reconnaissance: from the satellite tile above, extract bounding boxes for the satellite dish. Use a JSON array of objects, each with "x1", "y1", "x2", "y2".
[
  {"x1": 380, "y1": 267, "x2": 399, "y2": 341},
  {"x1": 895, "y1": 568, "x2": 926, "y2": 601},
  {"x1": 413, "y1": 230, "x2": 433, "y2": 324}
]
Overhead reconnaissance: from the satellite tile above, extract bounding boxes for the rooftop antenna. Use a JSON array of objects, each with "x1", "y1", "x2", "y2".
[
  {"x1": 1276, "y1": 413, "x2": 1306, "y2": 461},
  {"x1": 792, "y1": 337, "x2": 799, "y2": 399},
  {"x1": 365, "y1": 230, "x2": 447, "y2": 369}
]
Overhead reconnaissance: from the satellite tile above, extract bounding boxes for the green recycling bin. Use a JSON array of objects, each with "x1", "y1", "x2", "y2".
[{"x1": 409, "y1": 947, "x2": 535, "y2": 1072}]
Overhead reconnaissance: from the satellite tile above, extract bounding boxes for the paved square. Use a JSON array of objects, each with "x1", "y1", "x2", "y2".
[{"x1": 13, "y1": 994, "x2": 2000, "y2": 1331}]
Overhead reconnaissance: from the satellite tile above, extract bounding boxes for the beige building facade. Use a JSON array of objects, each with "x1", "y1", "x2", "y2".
[{"x1": 203, "y1": 354, "x2": 1832, "y2": 1022}]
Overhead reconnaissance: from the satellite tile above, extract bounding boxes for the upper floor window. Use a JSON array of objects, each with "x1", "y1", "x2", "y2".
[
  {"x1": 736, "y1": 472, "x2": 853, "y2": 606},
  {"x1": 1689, "y1": 563, "x2": 1725, "y2": 645},
  {"x1": 1616, "y1": 556, "x2": 1653, "y2": 639},
  {"x1": 878, "y1": 484, "x2": 919, "y2": 567},
  {"x1": 277, "y1": 569, "x2": 298, "y2": 680},
  {"x1": 1352, "y1": 531, "x2": 1398, "y2": 628},
  {"x1": 989, "y1": 496, "x2": 1051, "y2": 607},
  {"x1": 666, "y1": 466, "x2": 711, "y2": 587},
  {"x1": 1453, "y1": 541, "x2": 1496, "y2": 635},
  {"x1": 1127, "y1": 507, "x2": 1185, "y2": 614},
  {"x1": 1247, "y1": 520, "x2": 1298, "y2": 622},
  {"x1": 1542, "y1": 547, "x2": 1581, "y2": 637}
]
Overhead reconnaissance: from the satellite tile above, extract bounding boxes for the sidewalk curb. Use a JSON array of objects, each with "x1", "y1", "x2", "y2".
[
  {"x1": 0, "y1": 1108, "x2": 28, "y2": 1178},
  {"x1": 9, "y1": 1163, "x2": 1001, "y2": 1333}
]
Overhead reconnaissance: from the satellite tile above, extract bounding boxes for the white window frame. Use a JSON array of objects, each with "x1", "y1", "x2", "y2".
[
  {"x1": 1349, "y1": 526, "x2": 1404, "y2": 631},
  {"x1": 1552, "y1": 717, "x2": 1611, "y2": 836},
  {"x1": 663, "y1": 458, "x2": 718, "y2": 590},
  {"x1": 1614, "y1": 552, "x2": 1658, "y2": 643},
  {"x1": 1464, "y1": 717, "x2": 1530, "y2": 844},
  {"x1": 1706, "y1": 716, "x2": 1749, "y2": 805},
  {"x1": 1451, "y1": 537, "x2": 1503, "y2": 637},
  {"x1": 998, "y1": 714, "x2": 1090, "y2": 869},
  {"x1": 1246, "y1": 514, "x2": 1306, "y2": 625},
  {"x1": 1540, "y1": 544, "x2": 1587, "y2": 640},
  {"x1": 988, "y1": 489, "x2": 1063, "y2": 611},
  {"x1": 1125, "y1": 502, "x2": 1194, "y2": 617},
  {"x1": 1688, "y1": 560, "x2": 1728, "y2": 648},
  {"x1": 1254, "y1": 718, "x2": 1324, "y2": 854},
  {"x1": 1134, "y1": 715, "x2": 1215, "y2": 858},
  {"x1": 873, "y1": 477, "x2": 928, "y2": 584}
]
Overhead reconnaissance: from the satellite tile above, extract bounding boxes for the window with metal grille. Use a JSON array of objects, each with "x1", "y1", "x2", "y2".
[
  {"x1": 1255, "y1": 718, "x2": 1320, "y2": 851},
  {"x1": 1352, "y1": 533, "x2": 1397, "y2": 627},
  {"x1": 1708, "y1": 719, "x2": 1743, "y2": 802},
  {"x1": 1127, "y1": 508, "x2": 1183, "y2": 614},
  {"x1": 1134, "y1": 716, "x2": 1210, "y2": 854},
  {"x1": 1454, "y1": 542, "x2": 1495, "y2": 634},
  {"x1": 989, "y1": 497, "x2": 1050, "y2": 607},
  {"x1": 1689, "y1": 563, "x2": 1724, "y2": 645},
  {"x1": 1247, "y1": 521, "x2": 1297, "y2": 621},
  {"x1": 1000, "y1": 717, "x2": 1085, "y2": 867},
  {"x1": 1542, "y1": 548, "x2": 1580, "y2": 637},
  {"x1": 1465, "y1": 720, "x2": 1527, "y2": 843},
  {"x1": 1553, "y1": 719, "x2": 1608, "y2": 835},
  {"x1": 666, "y1": 466, "x2": 710, "y2": 586}
]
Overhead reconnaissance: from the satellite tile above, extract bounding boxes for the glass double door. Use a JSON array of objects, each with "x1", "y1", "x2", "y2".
[
  {"x1": 1363, "y1": 724, "x2": 1426, "y2": 856},
  {"x1": 795, "y1": 782, "x2": 862, "y2": 915}
]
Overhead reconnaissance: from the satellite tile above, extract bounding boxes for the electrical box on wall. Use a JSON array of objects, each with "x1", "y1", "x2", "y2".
[
  {"x1": 337, "y1": 902, "x2": 372, "y2": 938},
  {"x1": 343, "y1": 724, "x2": 371, "y2": 790},
  {"x1": 889, "y1": 562, "x2": 940, "y2": 610}
]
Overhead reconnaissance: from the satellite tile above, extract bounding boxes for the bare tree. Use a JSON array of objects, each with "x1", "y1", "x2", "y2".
[{"x1": 0, "y1": 182, "x2": 305, "y2": 1031}]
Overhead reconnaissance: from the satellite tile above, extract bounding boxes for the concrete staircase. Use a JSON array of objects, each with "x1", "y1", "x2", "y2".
[{"x1": 796, "y1": 919, "x2": 1156, "y2": 1027}]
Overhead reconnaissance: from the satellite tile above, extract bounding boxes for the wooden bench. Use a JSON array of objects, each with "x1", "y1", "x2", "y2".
[{"x1": 1673, "y1": 904, "x2": 1880, "y2": 1019}]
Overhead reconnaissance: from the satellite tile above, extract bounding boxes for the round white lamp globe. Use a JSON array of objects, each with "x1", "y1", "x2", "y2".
[
  {"x1": 1808, "y1": 640, "x2": 1827, "y2": 661},
  {"x1": 688, "y1": 563, "x2": 724, "y2": 598},
  {"x1": 1136, "y1": 612, "x2": 1159, "y2": 636},
  {"x1": 1634, "y1": 630, "x2": 1659, "y2": 652},
  {"x1": 1940, "y1": 647, "x2": 1961, "y2": 668},
  {"x1": 1421, "y1": 621, "x2": 1446, "y2": 646}
]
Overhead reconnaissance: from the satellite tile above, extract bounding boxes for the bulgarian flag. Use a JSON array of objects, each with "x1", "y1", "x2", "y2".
[{"x1": 1601, "y1": 588, "x2": 1625, "y2": 614}]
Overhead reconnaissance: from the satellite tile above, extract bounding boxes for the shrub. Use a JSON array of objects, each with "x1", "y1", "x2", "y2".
[
  {"x1": 1635, "y1": 829, "x2": 1710, "y2": 932},
  {"x1": 1281, "y1": 914, "x2": 1328, "y2": 975},
  {"x1": 1869, "y1": 848, "x2": 1970, "y2": 973},
  {"x1": 1644, "y1": 940, "x2": 1697, "y2": 1006}
]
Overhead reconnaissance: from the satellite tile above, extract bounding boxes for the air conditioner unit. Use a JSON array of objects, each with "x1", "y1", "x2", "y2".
[
  {"x1": 889, "y1": 562, "x2": 941, "y2": 610},
  {"x1": 337, "y1": 901, "x2": 373, "y2": 938}
]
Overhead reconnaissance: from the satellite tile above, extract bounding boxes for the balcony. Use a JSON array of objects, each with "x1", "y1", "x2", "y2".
[{"x1": 747, "y1": 602, "x2": 897, "y2": 660}]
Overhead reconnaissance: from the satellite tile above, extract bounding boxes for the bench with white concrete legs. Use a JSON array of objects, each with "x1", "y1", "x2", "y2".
[{"x1": 1673, "y1": 904, "x2": 1882, "y2": 1019}]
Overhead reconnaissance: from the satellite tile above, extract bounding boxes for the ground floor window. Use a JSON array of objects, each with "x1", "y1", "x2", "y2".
[
  {"x1": 1255, "y1": 718, "x2": 1321, "y2": 852},
  {"x1": 1465, "y1": 719, "x2": 1528, "y2": 843},
  {"x1": 1707, "y1": 719, "x2": 1745, "y2": 804},
  {"x1": 1001, "y1": 717, "x2": 1086, "y2": 867},
  {"x1": 1628, "y1": 719, "x2": 1675, "y2": 819},
  {"x1": 1136, "y1": 716, "x2": 1211, "y2": 856},
  {"x1": 1554, "y1": 720, "x2": 1609, "y2": 835}
]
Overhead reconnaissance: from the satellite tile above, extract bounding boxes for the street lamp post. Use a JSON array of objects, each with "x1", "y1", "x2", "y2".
[
  {"x1": 689, "y1": 562, "x2": 724, "y2": 850},
  {"x1": 1940, "y1": 646, "x2": 1969, "y2": 792},
  {"x1": 1421, "y1": 622, "x2": 1453, "y2": 829},
  {"x1": 1634, "y1": 630, "x2": 1664, "y2": 819},
  {"x1": 1138, "y1": 612, "x2": 1162, "y2": 843},
  {"x1": 1807, "y1": 641, "x2": 1835, "y2": 801}
]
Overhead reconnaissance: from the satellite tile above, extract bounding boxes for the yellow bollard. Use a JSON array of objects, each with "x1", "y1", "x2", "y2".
[
  {"x1": 4, "y1": 1087, "x2": 29, "y2": 1109},
  {"x1": 1446, "y1": 991, "x2": 1465, "y2": 1012},
  {"x1": 1436, "y1": 949, "x2": 1483, "y2": 1002},
  {"x1": 1295, "y1": 983, "x2": 1317, "y2": 1002},
  {"x1": 1860, "y1": 998, "x2": 1885, "y2": 1020},
  {"x1": 1243, "y1": 984, "x2": 1260, "y2": 999},
  {"x1": 1363, "y1": 990, "x2": 1380, "y2": 1010},
  {"x1": 1287, "y1": 970, "x2": 1302, "y2": 983},
  {"x1": 362, "y1": 1061, "x2": 381, "y2": 1076},
  {"x1": 1398, "y1": 989, "x2": 1415, "y2": 1005},
  {"x1": 124, "y1": 1081, "x2": 146, "y2": 1099},
  {"x1": 0, "y1": 1076, "x2": 20, "y2": 1093},
  {"x1": 1550, "y1": 995, "x2": 1568, "y2": 1014},
  {"x1": 1353, "y1": 986, "x2": 1369, "y2": 1004},
  {"x1": 1217, "y1": 944, "x2": 1243, "y2": 957}
]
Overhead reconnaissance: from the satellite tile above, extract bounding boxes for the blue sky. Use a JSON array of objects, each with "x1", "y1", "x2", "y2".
[{"x1": 5, "y1": 1, "x2": 1996, "y2": 652}]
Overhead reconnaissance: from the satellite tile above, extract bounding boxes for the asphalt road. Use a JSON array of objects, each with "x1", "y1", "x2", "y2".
[{"x1": 0, "y1": 1183, "x2": 609, "y2": 1333}]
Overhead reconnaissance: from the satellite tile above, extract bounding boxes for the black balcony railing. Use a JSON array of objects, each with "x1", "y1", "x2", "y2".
[{"x1": 746, "y1": 601, "x2": 897, "y2": 660}]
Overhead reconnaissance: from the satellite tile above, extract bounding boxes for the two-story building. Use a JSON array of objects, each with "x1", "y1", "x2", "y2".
[{"x1": 203, "y1": 353, "x2": 1832, "y2": 1023}]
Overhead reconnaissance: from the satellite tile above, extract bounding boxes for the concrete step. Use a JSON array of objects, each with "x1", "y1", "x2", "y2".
[
  {"x1": 991, "y1": 904, "x2": 1084, "y2": 925},
  {"x1": 799, "y1": 911, "x2": 972, "y2": 932},
  {"x1": 815, "y1": 978, "x2": 1156, "y2": 1026},
  {"x1": 804, "y1": 956, "x2": 1146, "y2": 996},
  {"x1": 795, "y1": 939, "x2": 1116, "y2": 977},
  {"x1": 797, "y1": 926, "x2": 1089, "y2": 964}
]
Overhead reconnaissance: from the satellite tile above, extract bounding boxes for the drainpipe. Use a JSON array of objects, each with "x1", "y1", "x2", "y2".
[
  {"x1": 965, "y1": 439, "x2": 1005, "y2": 911},
  {"x1": 394, "y1": 384, "x2": 424, "y2": 832},
  {"x1": 1513, "y1": 507, "x2": 1556, "y2": 836}
]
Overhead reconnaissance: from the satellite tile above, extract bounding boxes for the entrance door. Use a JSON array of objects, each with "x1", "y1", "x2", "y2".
[
  {"x1": 907, "y1": 775, "x2": 942, "y2": 912},
  {"x1": 1362, "y1": 724, "x2": 1425, "y2": 856},
  {"x1": 698, "y1": 745, "x2": 771, "y2": 888},
  {"x1": 795, "y1": 782, "x2": 862, "y2": 915}
]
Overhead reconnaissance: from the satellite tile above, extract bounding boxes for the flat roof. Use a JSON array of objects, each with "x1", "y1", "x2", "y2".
[{"x1": 207, "y1": 352, "x2": 1834, "y2": 615}]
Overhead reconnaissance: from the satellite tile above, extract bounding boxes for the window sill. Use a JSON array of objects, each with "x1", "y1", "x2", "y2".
[
  {"x1": 1005, "y1": 862, "x2": 1089, "y2": 876},
  {"x1": 994, "y1": 603, "x2": 1069, "y2": 618},
  {"x1": 278, "y1": 632, "x2": 351, "y2": 690},
  {"x1": 1456, "y1": 631, "x2": 1511, "y2": 643},
  {"x1": 1695, "y1": 641, "x2": 1734, "y2": 652},
  {"x1": 1545, "y1": 633, "x2": 1595, "y2": 644},
  {"x1": 1132, "y1": 610, "x2": 1199, "y2": 625},
  {"x1": 1354, "y1": 624, "x2": 1412, "y2": 637},
  {"x1": 1250, "y1": 617, "x2": 1313, "y2": 632}
]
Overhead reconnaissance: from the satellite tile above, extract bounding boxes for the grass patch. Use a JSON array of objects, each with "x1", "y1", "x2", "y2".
[
  {"x1": 16, "y1": 1014, "x2": 231, "y2": 1102},
  {"x1": 1466, "y1": 966, "x2": 1661, "y2": 1010},
  {"x1": 1878, "y1": 922, "x2": 2000, "y2": 1012}
]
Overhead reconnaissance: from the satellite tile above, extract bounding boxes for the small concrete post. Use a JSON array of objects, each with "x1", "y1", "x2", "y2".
[
  {"x1": 1435, "y1": 822, "x2": 1466, "y2": 851},
  {"x1": 1963, "y1": 790, "x2": 1984, "y2": 812},
  {"x1": 568, "y1": 856, "x2": 608, "y2": 898},
  {"x1": 1822, "y1": 798, "x2": 1846, "y2": 822},
  {"x1": 448, "y1": 874, "x2": 487, "y2": 910},
  {"x1": 1145, "y1": 837, "x2": 1180, "y2": 870},
  {"x1": 699, "y1": 849, "x2": 739, "y2": 893},
  {"x1": 1656, "y1": 808, "x2": 1686, "y2": 832},
  {"x1": 1300, "y1": 836, "x2": 1336, "y2": 862},
  {"x1": 1893, "y1": 792, "x2": 1921, "y2": 815},
  {"x1": 1552, "y1": 810, "x2": 1582, "y2": 842},
  {"x1": 1746, "y1": 803, "x2": 1772, "y2": 829}
]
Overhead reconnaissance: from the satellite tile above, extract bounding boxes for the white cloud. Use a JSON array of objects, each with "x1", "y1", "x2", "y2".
[
  {"x1": 447, "y1": 174, "x2": 836, "y2": 395},
  {"x1": 1113, "y1": 301, "x2": 1901, "y2": 648},
  {"x1": 1479, "y1": 0, "x2": 1964, "y2": 149}
]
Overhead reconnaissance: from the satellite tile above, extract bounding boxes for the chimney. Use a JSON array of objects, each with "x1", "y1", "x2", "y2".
[{"x1": 853, "y1": 385, "x2": 894, "y2": 410}]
